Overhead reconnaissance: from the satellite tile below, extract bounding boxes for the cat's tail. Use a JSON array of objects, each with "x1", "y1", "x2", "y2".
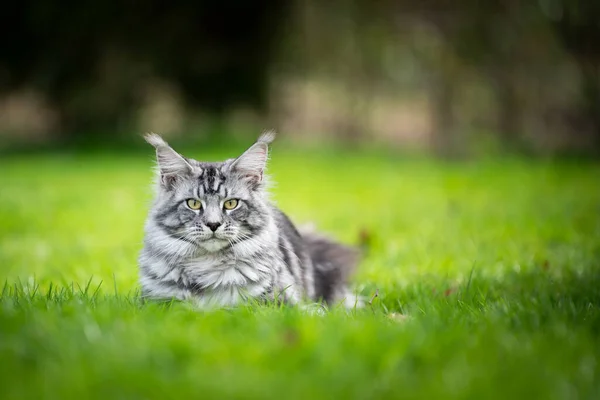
[{"x1": 299, "y1": 225, "x2": 363, "y2": 308}]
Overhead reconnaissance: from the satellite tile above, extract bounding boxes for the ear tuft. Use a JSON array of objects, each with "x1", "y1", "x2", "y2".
[
  {"x1": 143, "y1": 132, "x2": 192, "y2": 188},
  {"x1": 257, "y1": 130, "x2": 276, "y2": 145},
  {"x1": 144, "y1": 132, "x2": 168, "y2": 149},
  {"x1": 230, "y1": 131, "x2": 276, "y2": 186}
]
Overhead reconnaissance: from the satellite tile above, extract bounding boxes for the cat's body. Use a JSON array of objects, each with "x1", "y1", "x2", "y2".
[{"x1": 138, "y1": 132, "x2": 360, "y2": 309}]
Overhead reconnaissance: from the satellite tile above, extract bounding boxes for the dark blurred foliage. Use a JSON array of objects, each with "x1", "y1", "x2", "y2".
[
  {"x1": 0, "y1": 0, "x2": 599, "y2": 156},
  {"x1": 0, "y1": 0, "x2": 288, "y2": 136},
  {"x1": 417, "y1": 0, "x2": 600, "y2": 155},
  {"x1": 554, "y1": 0, "x2": 600, "y2": 152}
]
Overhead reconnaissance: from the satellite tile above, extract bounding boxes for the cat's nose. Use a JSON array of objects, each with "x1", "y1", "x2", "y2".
[{"x1": 206, "y1": 222, "x2": 221, "y2": 232}]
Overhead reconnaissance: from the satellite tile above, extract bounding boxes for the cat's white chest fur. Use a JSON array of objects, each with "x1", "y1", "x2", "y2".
[{"x1": 182, "y1": 255, "x2": 269, "y2": 308}]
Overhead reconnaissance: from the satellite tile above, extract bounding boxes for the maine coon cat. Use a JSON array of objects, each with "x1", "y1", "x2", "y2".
[{"x1": 138, "y1": 132, "x2": 360, "y2": 309}]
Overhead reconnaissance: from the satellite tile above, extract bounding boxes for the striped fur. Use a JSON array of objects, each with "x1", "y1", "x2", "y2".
[{"x1": 138, "y1": 132, "x2": 360, "y2": 309}]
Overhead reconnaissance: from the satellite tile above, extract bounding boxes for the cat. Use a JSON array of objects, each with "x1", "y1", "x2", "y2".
[{"x1": 138, "y1": 131, "x2": 361, "y2": 309}]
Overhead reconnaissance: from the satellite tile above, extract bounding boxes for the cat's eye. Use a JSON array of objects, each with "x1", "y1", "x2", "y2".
[
  {"x1": 186, "y1": 199, "x2": 202, "y2": 210},
  {"x1": 223, "y1": 199, "x2": 239, "y2": 210}
]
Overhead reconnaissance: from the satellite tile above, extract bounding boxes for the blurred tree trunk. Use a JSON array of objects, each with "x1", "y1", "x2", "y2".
[
  {"x1": 553, "y1": 0, "x2": 600, "y2": 154},
  {"x1": 339, "y1": 0, "x2": 368, "y2": 145},
  {"x1": 581, "y1": 62, "x2": 600, "y2": 151},
  {"x1": 492, "y1": 67, "x2": 522, "y2": 152},
  {"x1": 430, "y1": 51, "x2": 462, "y2": 158}
]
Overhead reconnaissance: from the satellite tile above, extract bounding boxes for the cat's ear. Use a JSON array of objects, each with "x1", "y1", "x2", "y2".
[
  {"x1": 230, "y1": 130, "x2": 275, "y2": 186},
  {"x1": 144, "y1": 133, "x2": 193, "y2": 188}
]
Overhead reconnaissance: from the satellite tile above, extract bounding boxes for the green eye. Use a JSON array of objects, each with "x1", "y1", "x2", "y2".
[
  {"x1": 223, "y1": 199, "x2": 239, "y2": 210},
  {"x1": 186, "y1": 199, "x2": 202, "y2": 210}
]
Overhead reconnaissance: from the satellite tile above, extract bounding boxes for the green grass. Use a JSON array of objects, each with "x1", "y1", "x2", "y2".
[{"x1": 1, "y1": 148, "x2": 599, "y2": 399}]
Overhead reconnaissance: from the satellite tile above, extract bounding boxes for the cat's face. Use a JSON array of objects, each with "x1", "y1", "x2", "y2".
[{"x1": 145, "y1": 132, "x2": 274, "y2": 253}]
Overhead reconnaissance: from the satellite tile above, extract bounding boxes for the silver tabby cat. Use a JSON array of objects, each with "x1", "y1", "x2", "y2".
[{"x1": 138, "y1": 132, "x2": 360, "y2": 309}]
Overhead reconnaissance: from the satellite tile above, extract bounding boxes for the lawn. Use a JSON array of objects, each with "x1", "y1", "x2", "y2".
[{"x1": 1, "y1": 146, "x2": 599, "y2": 399}]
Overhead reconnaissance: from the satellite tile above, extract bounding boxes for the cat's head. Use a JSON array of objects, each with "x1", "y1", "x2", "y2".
[{"x1": 145, "y1": 132, "x2": 275, "y2": 253}]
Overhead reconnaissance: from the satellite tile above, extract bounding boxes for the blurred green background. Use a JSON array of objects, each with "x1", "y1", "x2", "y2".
[
  {"x1": 1, "y1": 1, "x2": 600, "y2": 399},
  {"x1": 1, "y1": 0, "x2": 600, "y2": 156}
]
